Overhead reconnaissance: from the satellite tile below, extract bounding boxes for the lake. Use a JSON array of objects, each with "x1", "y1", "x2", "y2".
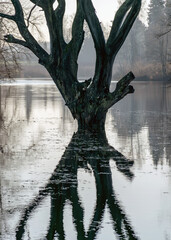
[{"x1": 0, "y1": 80, "x2": 171, "y2": 240}]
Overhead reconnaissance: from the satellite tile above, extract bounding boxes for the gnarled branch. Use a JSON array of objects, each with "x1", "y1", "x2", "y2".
[
  {"x1": 100, "y1": 72, "x2": 135, "y2": 111},
  {"x1": 107, "y1": 0, "x2": 141, "y2": 56}
]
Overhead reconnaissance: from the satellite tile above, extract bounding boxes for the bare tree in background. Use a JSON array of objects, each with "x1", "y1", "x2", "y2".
[
  {"x1": 0, "y1": 1, "x2": 43, "y2": 79},
  {"x1": 0, "y1": 2, "x2": 20, "y2": 78},
  {"x1": 0, "y1": 0, "x2": 141, "y2": 133}
]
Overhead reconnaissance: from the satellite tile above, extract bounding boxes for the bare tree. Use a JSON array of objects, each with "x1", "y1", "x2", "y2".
[
  {"x1": 0, "y1": 2, "x2": 20, "y2": 78},
  {"x1": 0, "y1": 1, "x2": 44, "y2": 79},
  {"x1": 0, "y1": 0, "x2": 141, "y2": 132}
]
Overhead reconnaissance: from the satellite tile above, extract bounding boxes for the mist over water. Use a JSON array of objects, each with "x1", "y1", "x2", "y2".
[{"x1": 0, "y1": 80, "x2": 171, "y2": 240}]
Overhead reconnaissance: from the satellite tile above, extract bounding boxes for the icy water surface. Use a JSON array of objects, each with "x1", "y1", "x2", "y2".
[{"x1": 0, "y1": 80, "x2": 171, "y2": 240}]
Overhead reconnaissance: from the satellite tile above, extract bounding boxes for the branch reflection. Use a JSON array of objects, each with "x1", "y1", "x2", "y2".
[{"x1": 16, "y1": 130, "x2": 138, "y2": 240}]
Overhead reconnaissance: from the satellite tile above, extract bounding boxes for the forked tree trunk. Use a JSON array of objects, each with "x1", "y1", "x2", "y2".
[
  {"x1": 49, "y1": 69, "x2": 109, "y2": 132},
  {"x1": 48, "y1": 66, "x2": 134, "y2": 132},
  {"x1": 0, "y1": 0, "x2": 142, "y2": 133}
]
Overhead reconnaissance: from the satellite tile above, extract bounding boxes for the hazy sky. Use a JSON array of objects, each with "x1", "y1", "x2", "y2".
[
  {"x1": 65, "y1": 0, "x2": 151, "y2": 25},
  {"x1": 65, "y1": 0, "x2": 119, "y2": 21}
]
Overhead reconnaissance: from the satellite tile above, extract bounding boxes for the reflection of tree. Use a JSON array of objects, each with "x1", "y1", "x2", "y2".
[
  {"x1": 0, "y1": 85, "x2": 54, "y2": 154},
  {"x1": 25, "y1": 85, "x2": 33, "y2": 122},
  {"x1": 0, "y1": 86, "x2": 16, "y2": 154},
  {"x1": 110, "y1": 82, "x2": 171, "y2": 166},
  {"x1": 16, "y1": 131, "x2": 138, "y2": 240},
  {"x1": 146, "y1": 83, "x2": 171, "y2": 166}
]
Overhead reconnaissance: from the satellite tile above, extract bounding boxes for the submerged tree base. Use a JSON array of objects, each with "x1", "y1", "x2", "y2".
[{"x1": 74, "y1": 71, "x2": 135, "y2": 133}]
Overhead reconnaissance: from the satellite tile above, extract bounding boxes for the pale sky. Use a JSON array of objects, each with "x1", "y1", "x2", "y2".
[
  {"x1": 65, "y1": 0, "x2": 151, "y2": 26},
  {"x1": 25, "y1": 0, "x2": 151, "y2": 40},
  {"x1": 65, "y1": 0, "x2": 119, "y2": 21}
]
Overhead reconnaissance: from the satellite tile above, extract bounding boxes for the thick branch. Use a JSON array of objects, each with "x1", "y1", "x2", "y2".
[
  {"x1": 54, "y1": 0, "x2": 66, "y2": 50},
  {"x1": 107, "y1": 0, "x2": 135, "y2": 49},
  {"x1": 107, "y1": 0, "x2": 141, "y2": 56},
  {"x1": 80, "y1": 0, "x2": 105, "y2": 53},
  {"x1": 39, "y1": 0, "x2": 66, "y2": 60},
  {"x1": 91, "y1": 0, "x2": 141, "y2": 91},
  {"x1": 43, "y1": 2, "x2": 60, "y2": 59},
  {"x1": 100, "y1": 72, "x2": 135, "y2": 111},
  {"x1": 79, "y1": 0, "x2": 107, "y2": 91},
  {"x1": 64, "y1": 0, "x2": 85, "y2": 78},
  {"x1": 69, "y1": 0, "x2": 84, "y2": 59}
]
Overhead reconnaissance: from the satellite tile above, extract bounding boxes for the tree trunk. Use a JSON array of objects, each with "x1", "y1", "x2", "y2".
[
  {"x1": 47, "y1": 65, "x2": 135, "y2": 133},
  {"x1": 77, "y1": 109, "x2": 107, "y2": 132},
  {"x1": 1, "y1": 0, "x2": 141, "y2": 134}
]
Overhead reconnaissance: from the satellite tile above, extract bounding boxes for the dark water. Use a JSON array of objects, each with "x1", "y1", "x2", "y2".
[{"x1": 0, "y1": 80, "x2": 171, "y2": 240}]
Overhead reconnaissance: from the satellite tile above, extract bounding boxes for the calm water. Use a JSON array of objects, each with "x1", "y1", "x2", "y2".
[{"x1": 0, "y1": 80, "x2": 171, "y2": 240}]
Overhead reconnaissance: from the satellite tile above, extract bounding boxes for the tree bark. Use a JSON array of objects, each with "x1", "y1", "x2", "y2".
[{"x1": 77, "y1": 110, "x2": 107, "y2": 132}]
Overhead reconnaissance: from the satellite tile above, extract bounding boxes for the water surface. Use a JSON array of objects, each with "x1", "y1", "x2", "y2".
[{"x1": 0, "y1": 80, "x2": 171, "y2": 240}]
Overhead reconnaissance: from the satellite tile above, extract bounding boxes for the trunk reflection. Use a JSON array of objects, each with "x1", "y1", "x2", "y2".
[{"x1": 16, "y1": 131, "x2": 137, "y2": 240}]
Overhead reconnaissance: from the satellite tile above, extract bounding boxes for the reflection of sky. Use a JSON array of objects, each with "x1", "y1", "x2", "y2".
[
  {"x1": 0, "y1": 81, "x2": 171, "y2": 240},
  {"x1": 111, "y1": 162, "x2": 171, "y2": 240}
]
